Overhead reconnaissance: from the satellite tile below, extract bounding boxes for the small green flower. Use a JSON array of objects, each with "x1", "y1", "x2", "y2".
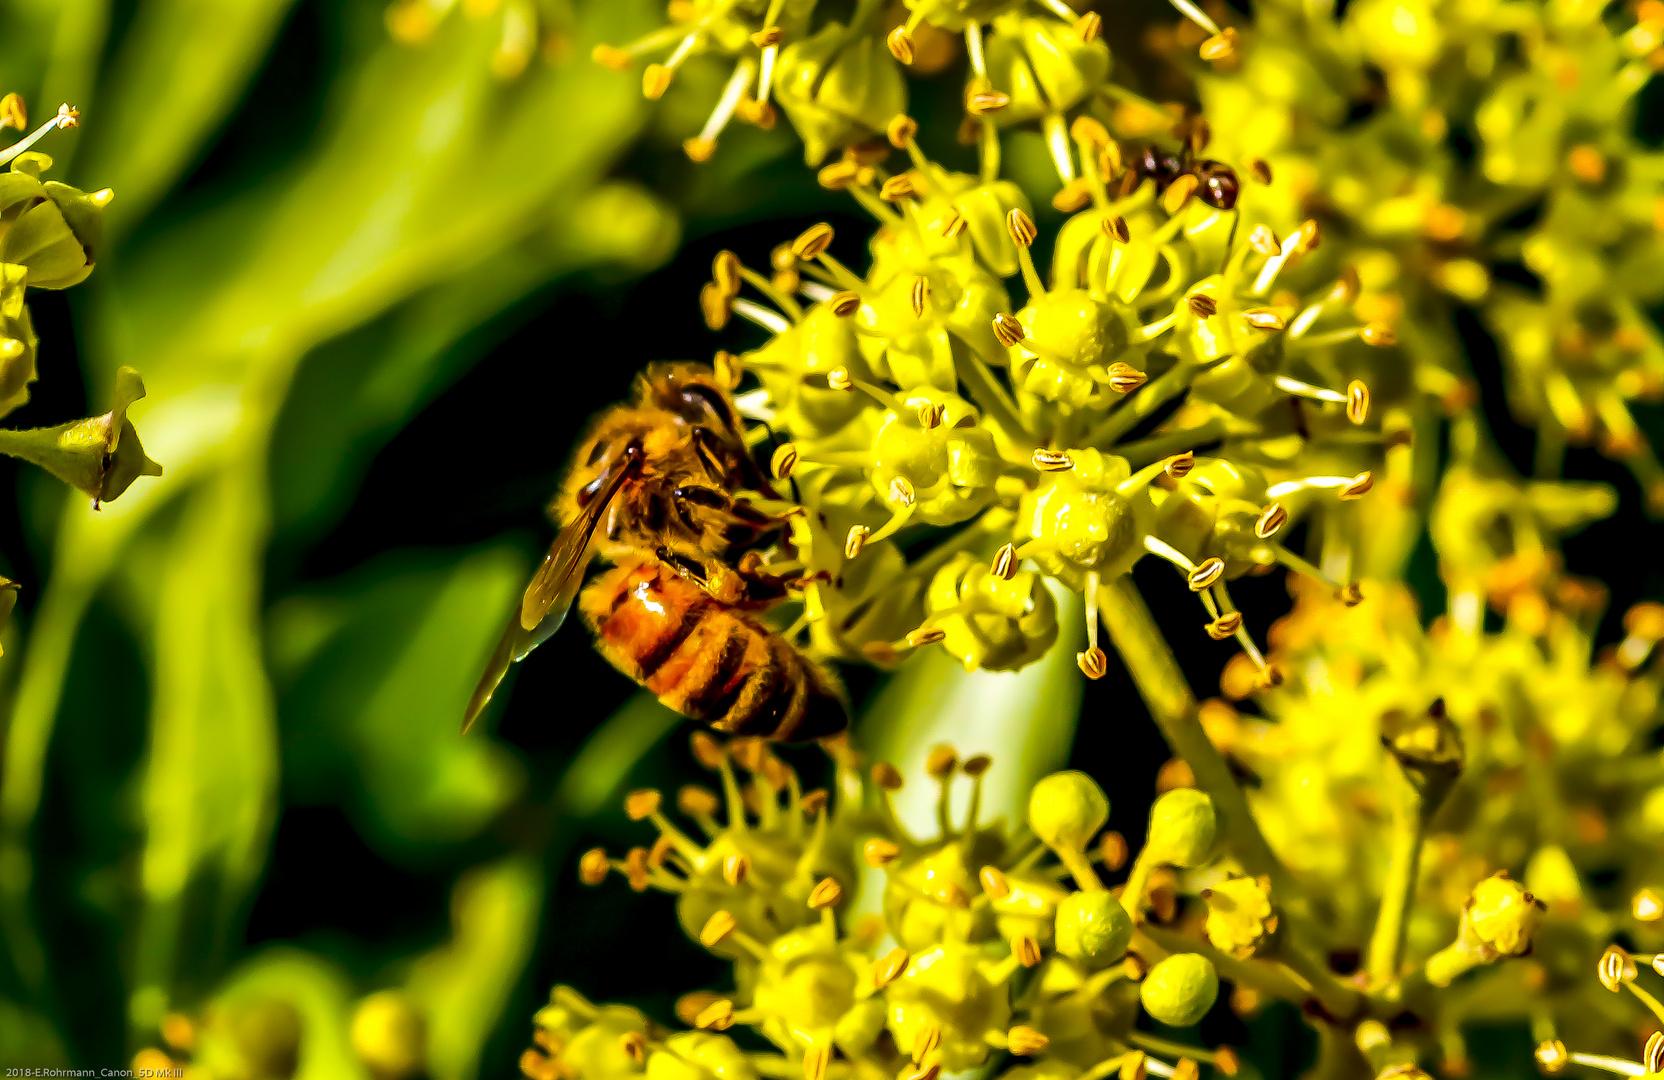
[
  {"x1": 1138, "y1": 953, "x2": 1219, "y2": 1027},
  {"x1": 925, "y1": 551, "x2": 1058, "y2": 671},
  {"x1": 1053, "y1": 890, "x2": 1132, "y2": 968},
  {"x1": 1142, "y1": 789, "x2": 1216, "y2": 869},
  {"x1": 774, "y1": 23, "x2": 907, "y2": 165},
  {"x1": 1027, "y1": 771, "x2": 1109, "y2": 853}
]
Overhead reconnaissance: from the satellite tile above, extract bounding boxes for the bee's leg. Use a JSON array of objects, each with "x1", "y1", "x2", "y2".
[
  {"x1": 656, "y1": 545, "x2": 748, "y2": 605},
  {"x1": 734, "y1": 550, "x2": 828, "y2": 596}
]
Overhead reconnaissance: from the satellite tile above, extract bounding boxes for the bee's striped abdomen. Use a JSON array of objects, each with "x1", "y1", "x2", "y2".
[{"x1": 580, "y1": 556, "x2": 847, "y2": 741}]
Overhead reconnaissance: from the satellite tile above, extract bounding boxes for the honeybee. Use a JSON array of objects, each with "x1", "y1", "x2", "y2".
[{"x1": 464, "y1": 362, "x2": 847, "y2": 741}]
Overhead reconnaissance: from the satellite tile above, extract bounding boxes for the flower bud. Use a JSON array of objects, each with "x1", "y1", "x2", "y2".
[
  {"x1": 0, "y1": 366, "x2": 162, "y2": 504},
  {"x1": 1028, "y1": 770, "x2": 1109, "y2": 852},
  {"x1": 773, "y1": 24, "x2": 907, "y2": 165},
  {"x1": 925, "y1": 551, "x2": 1058, "y2": 671},
  {"x1": 1143, "y1": 789, "x2": 1217, "y2": 868},
  {"x1": 1054, "y1": 888, "x2": 1133, "y2": 965},
  {"x1": 1139, "y1": 953, "x2": 1219, "y2": 1027},
  {"x1": 0, "y1": 154, "x2": 110, "y2": 289}
]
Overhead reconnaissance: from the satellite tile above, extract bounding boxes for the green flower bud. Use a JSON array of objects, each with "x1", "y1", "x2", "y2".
[
  {"x1": 1143, "y1": 789, "x2": 1217, "y2": 868},
  {"x1": 1139, "y1": 953, "x2": 1219, "y2": 1027},
  {"x1": 1008, "y1": 289, "x2": 1144, "y2": 408},
  {"x1": 0, "y1": 262, "x2": 37, "y2": 419},
  {"x1": 1424, "y1": 873, "x2": 1548, "y2": 987},
  {"x1": 984, "y1": 17, "x2": 1111, "y2": 125},
  {"x1": 868, "y1": 389, "x2": 999, "y2": 526},
  {"x1": 0, "y1": 153, "x2": 109, "y2": 290},
  {"x1": 926, "y1": 551, "x2": 1058, "y2": 671},
  {"x1": 1202, "y1": 875, "x2": 1277, "y2": 958},
  {"x1": 0, "y1": 366, "x2": 162, "y2": 504},
  {"x1": 1054, "y1": 889, "x2": 1133, "y2": 966},
  {"x1": 774, "y1": 23, "x2": 906, "y2": 165},
  {"x1": 1016, "y1": 448, "x2": 1154, "y2": 590},
  {"x1": 1029, "y1": 771, "x2": 1109, "y2": 852},
  {"x1": 885, "y1": 943, "x2": 1011, "y2": 1071}
]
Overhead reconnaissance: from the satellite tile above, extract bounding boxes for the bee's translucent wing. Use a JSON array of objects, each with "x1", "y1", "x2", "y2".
[
  {"x1": 519, "y1": 463, "x2": 633, "y2": 631},
  {"x1": 462, "y1": 458, "x2": 633, "y2": 732}
]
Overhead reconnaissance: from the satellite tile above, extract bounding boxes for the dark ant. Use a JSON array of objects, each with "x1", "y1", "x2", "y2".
[{"x1": 1130, "y1": 118, "x2": 1242, "y2": 211}]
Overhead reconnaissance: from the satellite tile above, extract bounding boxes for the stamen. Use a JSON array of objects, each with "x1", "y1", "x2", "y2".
[
  {"x1": 1256, "y1": 503, "x2": 1287, "y2": 538},
  {"x1": 1033, "y1": 448, "x2": 1075, "y2": 472},
  {"x1": 993, "y1": 313, "x2": 1026, "y2": 347},
  {"x1": 1008, "y1": 1026, "x2": 1050, "y2": 1056},
  {"x1": 731, "y1": 298, "x2": 791, "y2": 334},
  {"x1": 0, "y1": 104, "x2": 79, "y2": 167},
  {"x1": 872, "y1": 946, "x2": 910, "y2": 987},
  {"x1": 1108, "y1": 362, "x2": 1148, "y2": 393},
  {"x1": 1078, "y1": 647, "x2": 1109, "y2": 679},
  {"x1": 992, "y1": 543, "x2": 1018, "y2": 579},
  {"x1": 695, "y1": 998, "x2": 735, "y2": 1030},
  {"x1": 864, "y1": 837, "x2": 902, "y2": 867},
  {"x1": 888, "y1": 27, "x2": 916, "y2": 64},
  {"x1": 686, "y1": 57, "x2": 757, "y2": 160}
]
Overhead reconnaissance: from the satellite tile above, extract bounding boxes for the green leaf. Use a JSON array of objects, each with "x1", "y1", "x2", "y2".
[
  {"x1": 72, "y1": 0, "x2": 297, "y2": 228},
  {"x1": 270, "y1": 547, "x2": 529, "y2": 848},
  {"x1": 406, "y1": 857, "x2": 544, "y2": 1080}
]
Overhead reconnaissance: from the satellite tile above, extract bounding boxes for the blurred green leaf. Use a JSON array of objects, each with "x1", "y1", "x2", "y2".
[
  {"x1": 859, "y1": 580, "x2": 1084, "y2": 834},
  {"x1": 555, "y1": 691, "x2": 684, "y2": 818},
  {"x1": 72, "y1": 0, "x2": 296, "y2": 226},
  {"x1": 270, "y1": 546, "x2": 528, "y2": 848},
  {"x1": 406, "y1": 857, "x2": 544, "y2": 1080},
  {"x1": 133, "y1": 459, "x2": 277, "y2": 1010},
  {"x1": 205, "y1": 948, "x2": 370, "y2": 1080}
]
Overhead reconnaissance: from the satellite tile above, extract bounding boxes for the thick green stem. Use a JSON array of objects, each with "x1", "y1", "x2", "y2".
[
  {"x1": 1097, "y1": 576, "x2": 1297, "y2": 903},
  {"x1": 1366, "y1": 777, "x2": 1423, "y2": 990}
]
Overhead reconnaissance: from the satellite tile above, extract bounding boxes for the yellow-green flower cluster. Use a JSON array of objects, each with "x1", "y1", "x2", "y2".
[
  {"x1": 1172, "y1": 0, "x2": 1664, "y2": 504},
  {"x1": 694, "y1": 106, "x2": 1399, "y2": 686},
  {"x1": 586, "y1": 0, "x2": 1150, "y2": 173},
  {"x1": 0, "y1": 97, "x2": 159, "y2": 511},
  {"x1": 1199, "y1": 550, "x2": 1664, "y2": 1072},
  {"x1": 543, "y1": 738, "x2": 1250, "y2": 1080}
]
